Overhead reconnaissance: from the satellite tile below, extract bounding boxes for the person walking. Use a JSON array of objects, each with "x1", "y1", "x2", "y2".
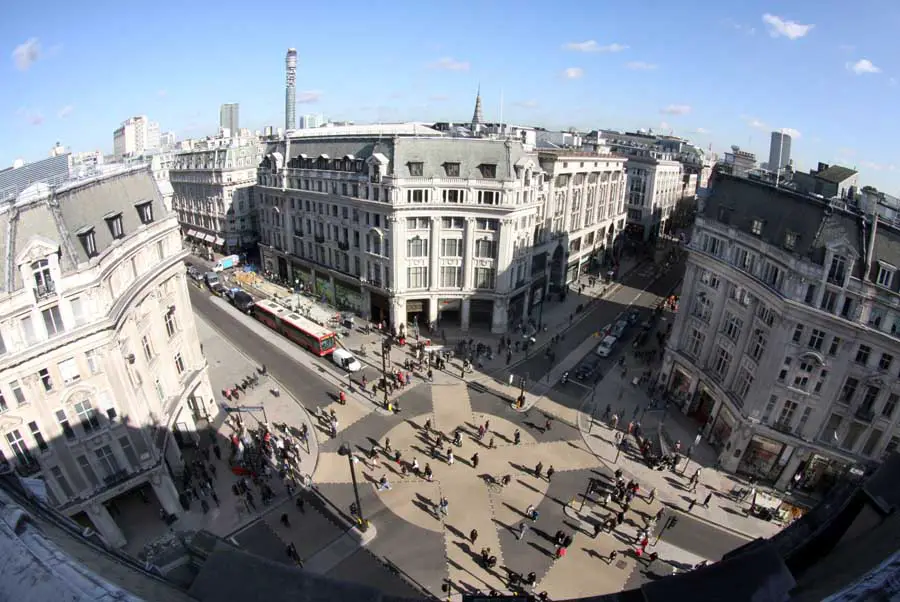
[
  {"x1": 688, "y1": 498, "x2": 697, "y2": 512},
  {"x1": 424, "y1": 463, "x2": 433, "y2": 482},
  {"x1": 296, "y1": 497, "x2": 305, "y2": 513},
  {"x1": 647, "y1": 487, "x2": 656, "y2": 504},
  {"x1": 535, "y1": 462, "x2": 544, "y2": 479},
  {"x1": 447, "y1": 449, "x2": 455, "y2": 466},
  {"x1": 546, "y1": 466, "x2": 555, "y2": 481},
  {"x1": 280, "y1": 513, "x2": 290, "y2": 527},
  {"x1": 514, "y1": 430, "x2": 521, "y2": 445},
  {"x1": 470, "y1": 529, "x2": 479, "y2": 544},
  {"x1": 471, "y1": 453, "x2": 479, "y2": 468},
  {"x1": 439, "y1": 497, "x2": 449, "y2": 516},
  {"x1": 517, "y1": 522, "x2": 529, "y2": 540},
  {"x1": 526, "y1": 504, "x2": 536, "y2": 520},
  {"x1": 702, "y1": 492, "x2": 712, "y2": 508},
  {"x1": 593, "y1": 522, "x2": 602, "y2": 538}
]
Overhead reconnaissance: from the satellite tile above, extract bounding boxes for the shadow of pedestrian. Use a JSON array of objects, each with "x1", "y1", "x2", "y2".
[
  {"x1": 508, "y1": 461, "x2": 534, "y2": 476},
  {"x1": 501, "y1": 502, "x2": 529, "y2": 520},
  {"x1": 444, "y1": 523, "x2": 468, "y2": 540},
  {"x1": 516, "y1": 479, "x2": 542, "y2": 494},
  {"x1": 490, "y1": 518, "x2": 517, "y2": 536},
  {"x1": 527, "y1": 541, "x2": 554, "y2": 557},
  {"x1": 665, "y1": 476, "x2": 687, "y2": 490}
]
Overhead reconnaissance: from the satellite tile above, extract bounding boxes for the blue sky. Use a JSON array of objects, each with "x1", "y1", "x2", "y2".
[{"x1": 3, "y1": 0, "x2": 899, "y2": 192}]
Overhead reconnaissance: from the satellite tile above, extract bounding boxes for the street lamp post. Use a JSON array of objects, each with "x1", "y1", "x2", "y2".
[
  {"x1": 338, "y1": 442, "x2": 368, "y2": 532},
  {"x1": 578, "y1": 478, "x2": 598, "y2": 513},
  {"x1": 381, "y1": 339, "x2": 391, "y2": 408}
]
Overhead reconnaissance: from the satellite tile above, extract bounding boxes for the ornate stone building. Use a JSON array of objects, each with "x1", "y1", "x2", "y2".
[{"x1": 0, "y1": 164, "x2": 213, "y2": 547}]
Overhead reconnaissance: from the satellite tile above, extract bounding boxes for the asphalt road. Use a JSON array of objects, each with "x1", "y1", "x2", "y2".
[
  {"x1": 513, "y1": 259, "x2": 685, "y2": 386},
  {"x1": 189, "y1": 284, "x2": 342, "y2": 413},
  {"x1": 656, "y1": 508, "x2": 751, "y2": 561}
]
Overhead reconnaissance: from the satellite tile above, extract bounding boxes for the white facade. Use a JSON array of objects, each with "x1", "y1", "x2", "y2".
[
  {"x1": 624, "y1": 155, "x2": 683, "y2": 240},
  {"x1": 113, "y1": 116, "x2": 161, "y2": 160},
  {"x1": 255, "y1": 125, "x2": 560, "y2": 332},
  {"x1": 662, "y1": 174, "x2": 900, "y2": 495},
  {"x1": 170, "y1": 137, "x2": 262, "y2": 252},
  {"x1": 536, "y1": 151, "x2": 627, "y2": 287},
  {"x1": 0, "y1": 165, "x2": 213, "y2": 548}
]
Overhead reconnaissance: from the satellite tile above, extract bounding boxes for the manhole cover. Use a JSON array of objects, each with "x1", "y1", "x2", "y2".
[{"x1": 615, "y1": 560, "x2": 628, "y2": 570}]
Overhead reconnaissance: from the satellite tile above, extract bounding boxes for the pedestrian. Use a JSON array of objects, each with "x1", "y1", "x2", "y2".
[
  {"x1": 281, "y1": 513, "x2": 290, "y2": 527},
  {"x1": 544, "y1": 418, "x2": 552, "y2": 432},
  {"x1": 593, "y1": 522, "x2": 602, "y2": 538},
  {"x1": 648, "y1": 487, "x2": 656, "y2": 504},
  {"x1": 688, "y1": 498, "x2": 697, "y2": 512},
  {"x1": 211, "y1": 491, "x2": 220, "y2": 506},
  {"x1": 447, "y1": 450, "x2": 455, "y2": 466},
  {"x1": 607, "y1": 550, "x2": 618, "y2": 564},
  {"x1": 702, "y1": 492, "x2": 712, "y2": 508},
  {"x1": 424, "y1": 463, "x2": 433, "y2": 481},
  {"x1": 546, "y1": 466, "x2": 555, "y2": 481},
  {"x1": 517, "y1": 522, "x2": 529, "y2": 540},
  {"x1": 296, "y1": 497, "x2": 305, "y2": 513},
  {"x1": 514, "y1": 430, "x2": 521, "y2": 445},
  {"x1": 213, "y1": 443, "x2": 222, "y2": 460},
  {"x1": 555, "y1": 546, "x2": 566, "y2": 560},
  {"x1": 440, "y1": 497, "x2": 449, "y2": 515},
  {"x1": 378, "y1": 475, "x2": 391, "y2": 491},
  {"x1": 200, "y1": 499, "x2": 210, "y2": 514},
  {"x1": 535, "y1": 462, "x2": 544, "y2": 479},
  {"x1": 489, "y1": 436, "x2": 495, "y2": 449},
  {"x1": 526, "y1": 504, "x2": 536, "y2": 519},
  {"x1": 616, "y1": 511, "x2": 625, "y2": 526},
  {"x1": 471, "y1": 453, "x2": 479, "y2": 468},
  {"x1": 484, "y1": 420, "x2": 491, "y2": 433},
  {"x1": 470, "y1": 529, "x2": 478, "y2": 544},
  {"x1": 424, "y1": 419, "x2": 432, "y2": 432}
]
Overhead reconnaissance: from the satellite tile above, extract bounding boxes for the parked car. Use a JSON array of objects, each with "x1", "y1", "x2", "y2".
[
  {"x1": 185, "y1": 263, "x2": 204, "y2": 281},
  {"x1": 332, "y1": 348, "x2": 362, "y2": 372},
  {"x1": 210, "y1": 283, "x2": 228, "y2": 297},
  {"x1": 575, "y1": 357, "x2": 600, "y2": 380},
  {"x1": 611, "y1": 319, "x2": 629, "y2": 338},
  {"x1": 595, "y1": 335, "x2": 618, "y2": 358},
  {"x1": 229, "y1": 290, "x2": 255, "y2": 313},
  {"x1": 204, "y1": 271, "x2": 220, "y2": 288},
  {"x1": 626, "y1": 309, "x2": 640, "y2": 325}
]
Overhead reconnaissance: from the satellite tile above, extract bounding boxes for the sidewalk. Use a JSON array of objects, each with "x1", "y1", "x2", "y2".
[{"x1": 573, "y1": 310, "x2": 782, "y2": 541}]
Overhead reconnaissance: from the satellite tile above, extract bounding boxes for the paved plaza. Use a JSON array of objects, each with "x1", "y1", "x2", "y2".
[{"x1": 176, "y1": 245, "x2": 787, "y2": 600}]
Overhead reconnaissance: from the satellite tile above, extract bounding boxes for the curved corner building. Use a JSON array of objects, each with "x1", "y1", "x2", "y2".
[{"x1": 0, "y1": 164, "x2": 213, "y2": 548}]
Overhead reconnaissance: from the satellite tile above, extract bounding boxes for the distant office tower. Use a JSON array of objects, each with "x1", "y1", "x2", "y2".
[
  {"x1": 220, "y1": 103, "x2": 240, "y2": 135},
  {"x1": 299, "y1": 114, "x2": 325, "y2": 129},
  {"x1": 113, "y1": 116, "x2": 160, "y2": 159},
  {"x1": 769, "y1": 130, "x2": 792, "y2": 174},
  {"x1": 285, "y1": 48, "x2": 298, "y2": 131}
]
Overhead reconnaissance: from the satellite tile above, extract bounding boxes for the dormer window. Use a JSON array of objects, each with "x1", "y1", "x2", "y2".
[
  {"x1": 785, "y1": 231, "x2": 798, "y2": 251},
  {"x1": 31, "y1": 259, "x2": 55, "y2": 300},
  {"x1": 479, "y1": 163, "x2": 497, "y2": 179},
  {"x1": 77, "y1": 228, "x2": 98, "y2": 258},
  {"x1": 444, "y1": 162, "x2": 461, "y2": 177},
  {"x1": 407, "y1": 162, "x2": 424, "y2": 177},
  {"x1": 877, "y1": 263, "x2": 895, "y2": 289},
  {"x1": 751, "y1": 219, "x2": 763, "y2": 236},
  {"x1": 105, "y1": 212, "x2": 124, "y2": 239},
  {"x1": 136, "y1": 201, "x2": 154, "y2": 224}
]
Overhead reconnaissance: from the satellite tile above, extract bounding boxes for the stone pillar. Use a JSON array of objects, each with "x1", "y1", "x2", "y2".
[
  {"x1": 88, "y1": 502, "x2": 127, "y2": 548},
  {"x1": 491, "y1": 301, "x2": 508, "y2": 334},
  {"x1": 775, "y1": 448, "x2": 805, "y2": 491},
  {"x1": 427, "y1": 296, "x2": 440, "y2": 327},
  {"x1": 463, "y1": 218, "x2": 476, "y2": 290},
  {"x1": 429, "y1": 218, "x2": 441, "y2": 293},
  {"x1": 461, "y1": 298, "x2": 471, "y2": 331},
  {"x1": 165, "y1": 431, "x2": 185, "y2": 475},
  {"x1": 389, "y1": 298, "x2": 406, "y2": 331},
  {"x1": 151, "y1": 471, "x2": 183, "y2": 517}
]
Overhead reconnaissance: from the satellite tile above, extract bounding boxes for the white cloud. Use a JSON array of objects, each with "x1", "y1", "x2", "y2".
[
  {"x1": 694, "y1": 127, "x2": 711, "y2": 135},
  {"x1": 427, "y1": 94, "x2": 449, "y2": 102},
  {"x1": 860, "y1": 161, "x2": 897, "y2": 172},
  {"x1": 660, "y1": 104, "x2": 691, "y2": 115},
  {"x1": 563, "y1": 40, "x2": 628, "y2": 53},
  {"x1": 428, "y1": 57, "x2": 470, "y2": 71},
  {"x1": 780, "y1": 127, "x2": 802, "y2": 139},
  {"x1": 847, "y1": 59, "x2": 881, "y2": 75},
  {"x1": 17, "y1": 108, "x2": 44, "y2": 125},
  {"x1": 12, "y1": 38, "x2": 41, "y2": 71},
  {"x1": 625, "y1": 61, "x2": 657, "y2": 70},
  {"x1": 742, "y1": 115, "x2": 769, "y2": 131},
  {"x1": 513, "y1": 100, "x2": 539, "y2": 109},
  {"x1": 57, "y1": 105, "x2": 74, "y2": 119},
  {"x1": 563, "y1": 67, "x2": 584, "y2": 79},
  {"x1": 762, "y1": 14, "x2": 814, "y2": 40},
  {"x1": 296, "y1": 90, "x2": 322, "y2": 103}
]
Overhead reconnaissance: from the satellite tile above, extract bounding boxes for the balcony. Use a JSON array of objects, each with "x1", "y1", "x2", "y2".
[
  {"x1": 102, "y1": 469, "x2": 132, "y2": 487},
  {"x1": 772, "y1": 421, "x2": 794, "y2": 435},
  {"x1": 15, "y1": 459, "x2": 42, "y2": 478},
  {"x1": 855, "y1": 406, "x2": 876, "y2": 422},
  {"x1": 33, "y1": 281, "x2": 56, "y2": 301},
  {"x1": 314, "y1": 235, "x2": 326, "y2": 244}
]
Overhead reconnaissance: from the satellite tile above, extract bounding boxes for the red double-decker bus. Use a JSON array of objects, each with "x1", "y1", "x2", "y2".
[{"x1": 252, "y1": 299, "x2": 337, "y2": 356}]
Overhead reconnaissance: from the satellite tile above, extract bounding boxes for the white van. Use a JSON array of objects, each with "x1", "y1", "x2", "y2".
[{"x1": 332, "y1": 348, "x2": 362, "y2": 372}]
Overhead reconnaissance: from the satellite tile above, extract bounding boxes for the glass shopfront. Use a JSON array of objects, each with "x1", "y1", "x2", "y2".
[
  {"x1": 709, "y1": 405, "x2": 736, "y2": 452},
  {"x1": 315, "y1": 274, "x2": 335, "y2": 305},
  {"x1": 738, "y1": 435, "x2": 787, "y2": 482},
  {"x1": 334, "y1": 279, "x2": 363, "y2": 313}
]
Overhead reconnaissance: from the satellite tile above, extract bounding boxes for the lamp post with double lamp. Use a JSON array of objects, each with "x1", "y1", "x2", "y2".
[{"x1": 338, "y1": 442, "x2": 368, "y2": 531}]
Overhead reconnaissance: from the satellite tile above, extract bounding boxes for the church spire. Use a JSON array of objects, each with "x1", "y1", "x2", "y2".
[{"x1": 471, "y1": 84, "x2": 484, "y2": 129}]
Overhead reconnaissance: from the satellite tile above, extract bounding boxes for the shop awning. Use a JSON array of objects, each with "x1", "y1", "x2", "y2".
[
  {"x1": 214, "y1": 237, "x2": 225, "y2": 246},
  {"x1": 202, "y1": 233, "x2": 215, "y2": 243},
  {"x1": 186, "y1": 229, "x2": 197, "y2": 238}
]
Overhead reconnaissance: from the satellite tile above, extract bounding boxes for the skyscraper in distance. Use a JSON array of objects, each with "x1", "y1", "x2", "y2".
[
  {"x1": 220, "y1": 103, "x2": 240, "y2": 135},
  {"x1": 285, "y1": 48, "x2": 298, "y2": 131},
  {"x1": 769, "y1": 130, "x2": 792, "y2": 174}
]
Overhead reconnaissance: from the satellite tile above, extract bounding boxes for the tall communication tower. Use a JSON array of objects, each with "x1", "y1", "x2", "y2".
[{"x1": 285, "y1": 48, "x2": 298, "y2": 131}]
